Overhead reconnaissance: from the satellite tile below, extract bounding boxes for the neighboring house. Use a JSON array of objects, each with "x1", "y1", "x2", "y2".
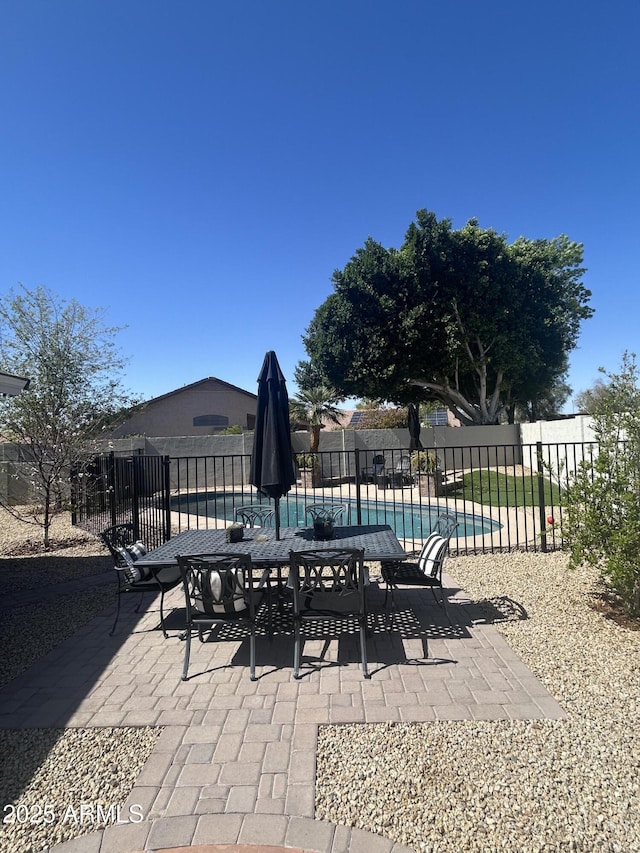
[
  {"x1": 0, "y1": 372, "x2": 30, "y2": 396},
  {"x1": 321, "y1": 409, "x2": 356, "y2": 430},
  {"x1": 344, "y1": 406, "x2": 460, "y2": 429},
  {"x1": 109, "y1": 377, "x2": 258, "y2": 438},
  {"x1": 423, "y1": 407, "x2": 461, "y2": 427}
]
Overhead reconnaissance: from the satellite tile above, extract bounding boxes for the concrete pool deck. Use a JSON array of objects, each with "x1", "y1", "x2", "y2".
[{"x1": 166, "y1": 479, "x2": 530, "y2": 556}]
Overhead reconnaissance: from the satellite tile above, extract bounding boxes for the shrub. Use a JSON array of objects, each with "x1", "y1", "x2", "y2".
[
  {"x1": 296, "y1": 452, "x2": 319, "y2": 470},
  {"x1": 410, "y1": 450, "x2": 438, "y2": 473},
  {"x1": 563, "y1": 353, "x2": 640, "y2": 614}
]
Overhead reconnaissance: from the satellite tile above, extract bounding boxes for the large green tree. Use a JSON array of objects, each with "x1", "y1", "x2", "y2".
[
  {"x1": 574, "y1": 378, "x2": 612, "y2": 414},
  {"x1": 0, "y1": 285, "x2": 136, "y2": 548},
  {"x1": 507, "y1": 369, "x2": 572, "y2": 424},
  {"x1": 304, "y1": 210, "x2": 592, "y2": 425}
]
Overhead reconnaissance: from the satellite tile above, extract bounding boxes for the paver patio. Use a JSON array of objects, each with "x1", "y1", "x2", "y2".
[{"x1": 0, "y1": 573, "x2": 565, "y2": 852}]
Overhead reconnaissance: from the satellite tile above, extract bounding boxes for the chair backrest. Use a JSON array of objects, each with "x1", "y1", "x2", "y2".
[
  {"x1": 304, "y1": 503, "x2": 349, "y2": 525},
  {"x1": 417, "y1": 534, "x2": 449, "y2": 579},
  {"x1": 234, "y1": 504, "x2": 275, "y2": 528},
  {"x1": 289, "y1": 548, "x2": 365, "y2": 613},
  {"x1": 177, "y1": 553, "x2": 255, "y2": 617},
  {"x1": 101, "y1": 524, "x2": 138, "y2": 568},
  {"x1": 372, "y1": 454, "x2": 386, "y2": 474},
  {"x1": 395, "y1": 454, "x2": 411, "y2": 473},
  {"x1": 434, "y1": 513, "x2": 459, "y2": 539}
]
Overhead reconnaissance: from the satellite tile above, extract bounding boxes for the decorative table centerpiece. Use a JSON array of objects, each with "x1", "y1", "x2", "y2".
[
  {"x1": 312, "y1": 516, "x2": 335, "y2": 540},
  {"x1": 225, "y1": 522, "x2": 244, "y2": 543}
]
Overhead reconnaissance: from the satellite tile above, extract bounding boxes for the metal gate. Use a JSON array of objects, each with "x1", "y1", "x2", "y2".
[{"x1": 70, "y1": 452, "x2": 171, "y2": 550}]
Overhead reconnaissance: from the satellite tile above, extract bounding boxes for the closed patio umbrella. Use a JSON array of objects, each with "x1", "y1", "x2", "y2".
[
  {"x1": 408, "y1": 403, "x2": 423, "y2": 450},
  {"x1": 249, "y1": 351, "x2": 296, "y2": 539}
]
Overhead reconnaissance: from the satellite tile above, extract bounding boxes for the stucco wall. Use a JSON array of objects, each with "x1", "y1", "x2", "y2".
[
  {"x1": 520, "y1": 414, "x2": 596, "y2": 445},
  {"x1": 520, "y1": 415, "x2": 597, "y2": 484},
  {"x1": 0, "y1": 417, "x2": 597, "y2": 503}
]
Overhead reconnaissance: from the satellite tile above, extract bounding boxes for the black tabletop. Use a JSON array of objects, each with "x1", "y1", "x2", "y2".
[{"x1": 136, "y1": 524, "x2": 407, "y2": 566}]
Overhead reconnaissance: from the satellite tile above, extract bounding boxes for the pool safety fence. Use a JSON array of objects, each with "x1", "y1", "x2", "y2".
[{"x1": 71, "y1": 442, "x2": 597, "y2": 555}]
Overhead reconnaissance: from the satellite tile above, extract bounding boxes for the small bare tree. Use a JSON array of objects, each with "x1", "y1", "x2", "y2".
[{"x1": 0, "y1": 284, "x2": 136, "y2": 548}]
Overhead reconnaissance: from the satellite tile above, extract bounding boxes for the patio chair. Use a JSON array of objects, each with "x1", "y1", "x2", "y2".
[
  {"x1": 380, "y1": 512, "x2": 460, "y2": 612},
  {"x1": 176, "y1": 552, "x2": 269, "y2": 681},
  {"x1": 289, "y1": 547, "x2": 370, "y2": 679},
  {"x1": 433, "y1": 512, "x2": 460, "y2": 539},
  {"x1": 362, "y1": 454, "x2": 386, "y2": 484},
  {"x1": 304, "y1": 503, "x2": 349, "y2": 540},
  {"x1": 100, "y1": 523, "x2": 181, "y2": 638},
  {"x1": 234, "y1": 504, "x2": 275, "y2": 527},
  {"x1": 392, "y1": 453, "x2": 413, "y2": 486},
  {"x1": 304, "y1": 502, "x2": 349, "y2": 524}
]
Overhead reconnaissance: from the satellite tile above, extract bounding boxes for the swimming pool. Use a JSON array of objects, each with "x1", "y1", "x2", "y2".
[{"x1": 170, "y1": 491, "x2": 500, "y2": 539}]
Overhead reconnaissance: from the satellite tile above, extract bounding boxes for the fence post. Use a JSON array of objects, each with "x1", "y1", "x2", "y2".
[
  {"x1": 354, "y1": 448, "x2": 362, "y2": 524},
  {"x1": 131, "y1": 456, "x2": 141, "y2": 542},
  {"x1": 536, "y1": 442, "x2": 548, "y2": 553},
  {"x1": 163, "y1": 455, "x2": 171, "y2": 541},
  {"x1": 108, "y1": 452, "x2": 117, "y2": 529},
  {"x1": 70, "y1": 465, "x2": 78, "y2": 526}
]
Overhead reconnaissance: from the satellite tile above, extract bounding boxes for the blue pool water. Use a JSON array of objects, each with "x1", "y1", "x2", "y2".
[{"x1": 170, "y1": 492, "x2": 500, "y2": 539}]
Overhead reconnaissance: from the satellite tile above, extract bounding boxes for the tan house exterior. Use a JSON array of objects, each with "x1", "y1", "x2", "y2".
[{"x1": 110, "y1": 377, "x2": 258, "y2": 438}]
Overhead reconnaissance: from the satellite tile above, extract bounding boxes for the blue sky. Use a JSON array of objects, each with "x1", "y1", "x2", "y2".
[{"x1": 2, "y1": 1, "x2": 639, "y2": 413}]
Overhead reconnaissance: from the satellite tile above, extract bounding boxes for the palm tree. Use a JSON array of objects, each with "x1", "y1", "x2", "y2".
[{"x1": 290, "y1": 385, "x2": 343, "y2": 453}]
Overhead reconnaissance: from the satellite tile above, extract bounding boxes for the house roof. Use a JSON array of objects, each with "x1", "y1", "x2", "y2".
[
  {"x1": 0, "y1": 372, "x2": 30, "y2": 396},
  {"x1": 142, "y1": 377, "x2": 257, "y2": 407}
]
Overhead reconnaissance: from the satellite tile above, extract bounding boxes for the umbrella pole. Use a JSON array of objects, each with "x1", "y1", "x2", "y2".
[{"x1": 274, "y1": 496, "x2": 280, "y2": 540}]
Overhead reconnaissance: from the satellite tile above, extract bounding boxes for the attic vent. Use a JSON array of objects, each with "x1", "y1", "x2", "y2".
[{"x1": 193, "y1": 414, "x2": 229, "y2": 427}]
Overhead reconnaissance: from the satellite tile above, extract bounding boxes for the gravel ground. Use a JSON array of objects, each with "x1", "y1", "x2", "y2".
[
  {"x1": 2, "y1": 509, "x2": 639, "y2": 852},
  {"x1": 0, "y1": 509, "x2": 162, "y2": 853},
  {"x1": 317, "y1": 552, "x2": 640, "y2": 852}
]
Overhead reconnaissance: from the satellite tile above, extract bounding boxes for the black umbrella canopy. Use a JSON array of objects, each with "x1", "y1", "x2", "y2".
[
  {"x1": 408, "y1": 403, "x2": 423, "y2": 450},
  {"x1": 249, "y1": 351, "x2": 296, "y2": 539}
]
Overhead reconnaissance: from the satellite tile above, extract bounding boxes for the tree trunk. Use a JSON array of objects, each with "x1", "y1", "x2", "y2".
[
  {"x1": 310, "y1": 424, "x2": 321, "y2": 453},
  {"x1": 410, "y1": 378, "x2": 502, "y2": 425},
  {"x1": 43, "y1": 491, "x2": 51, "y2": 550}
]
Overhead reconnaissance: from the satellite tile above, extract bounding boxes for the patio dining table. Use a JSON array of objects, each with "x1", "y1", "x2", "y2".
[{"x1": 135, "y1": 523, "x2": 408, "y2": 569}]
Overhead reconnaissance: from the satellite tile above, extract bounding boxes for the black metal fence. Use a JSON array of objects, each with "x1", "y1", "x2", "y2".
[
  {"x1": 72, "y1": 441, "x2": 596, "y2": 555},
  {"x1": 71, "y1": 452, "x2": 171, "y2": 550}
]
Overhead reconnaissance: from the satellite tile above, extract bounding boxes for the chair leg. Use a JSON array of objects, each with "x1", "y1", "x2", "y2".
[
  {"x1": 134, "y1": 589, "x2": 145, "y2": 613},
  {"x1": 264, "y1": 586, "x2": 273, "y2": 638},
  {"x1": 431, "y1": 585, "x2": 447, "y2": 610},
  {"x1": 359, "y1": 620, "x2": 370, "y2": 679},
  {"x1": 181, "y1": 629, "x2": 192, "y2": 681},
  {"x1": 431, "y1": 585, "x2": 452, "y2": 625},
  {"x1": 159, "y1": 591, "x2": 168, "y2": 639},
  {"x1": 385, "y1": 583, "x2": 398, "y2": 633},
  {"x1": 293, "y1": 621, "x2": 301, "y2": 679},
  {"x1": 249, "y1": 631, "x2": 257, "y2": 682},
  {"x1": 363, "y1": 586, "x2": 372, "y2": 638},
  {"x1": 382, "y1": 562, "x2": 398, "y2": 608}
]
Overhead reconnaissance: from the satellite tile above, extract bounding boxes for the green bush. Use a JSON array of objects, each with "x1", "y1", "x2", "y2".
[
  {"x1": 296, "y1": 452, "x2": 319, "y2": 470},
  {"x1": 563, "y1": 353, "x2": 640, "y2": 615},
  {"x1": 410, "y1": 450, "x2": 438, "y2": 473}
]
